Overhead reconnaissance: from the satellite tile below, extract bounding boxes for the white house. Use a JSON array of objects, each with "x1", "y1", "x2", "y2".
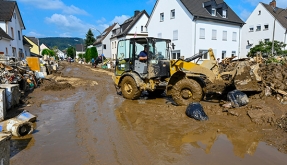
[
  {"x1": 241, "y1": 0, "x2": 287, "y2": 57},
  {"x1": 110, "y1": 10, "x2": 149, "y2": 60},
  {"x1": 93, "y1": 23, "x2": 119, "y2": 59},
  {"x1": 147, "y1": 0, "x2": 244, "y2": 61},
  {"x1": 39, "y1": 43, "x2": 50, "y2": 55},
  {"x1": 56, "y1": 49, "x2": 65, "y2": 59},
  {"x1": 0, "y1": 0, "x2": 26, "y2": 59}
]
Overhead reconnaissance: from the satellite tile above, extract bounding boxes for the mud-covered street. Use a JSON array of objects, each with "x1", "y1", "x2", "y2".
[{"x1": 9, "y1": 62, "x2": 287, "y2": 165}]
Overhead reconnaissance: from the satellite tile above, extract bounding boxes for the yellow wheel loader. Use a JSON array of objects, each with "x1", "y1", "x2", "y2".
[{"x1": 113, "y1": 37, "x2": 261, "y2": 106}]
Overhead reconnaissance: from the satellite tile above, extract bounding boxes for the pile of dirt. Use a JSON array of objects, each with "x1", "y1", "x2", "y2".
[
  {"x1": 259, "y1": 63, "x2": 287, "y2": 103},
  {"x1": 276, "y1": 114, "x2": 287, "y2": 132},
  {"x1": 41, "y1": 79, "x2": 75, "y2": 91}
]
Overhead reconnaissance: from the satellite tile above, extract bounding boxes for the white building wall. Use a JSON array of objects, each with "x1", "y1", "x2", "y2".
[
  {"x1": 147, "y1": 0, "x2": 194, "y2": 59},
  {"x1": 111, "y1": 38, "x2": 118, "y2": 60},
  {"x1": 23, "y1": 45, "x2": 31, "y2": 58},
  {"x1": 196, "y1": 20, "x2": 241, "y2": 60},
  {"x1": 128, "y1": 14, "x2": 149, "y2": 37},
  {"x1": 7, "y1": 9, "x2": 24, "y2": 58},
  {"x1": 241, "y1": 3, "x2": 287, "y2": 56}
]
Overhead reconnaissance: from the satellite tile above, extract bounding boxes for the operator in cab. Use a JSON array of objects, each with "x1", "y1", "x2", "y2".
[{"x1": 139, "y1": 45, "x2": 148, "y2": 62}]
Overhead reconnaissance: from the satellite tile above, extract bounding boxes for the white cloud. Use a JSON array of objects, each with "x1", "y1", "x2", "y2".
[
  {"x1": 45, "y1": 14, "x2": 93, "y2": 33},
  {"x1": 26, "y1": 31, "x2": 45, "y2": 37},
  {"x1": 59, "y1": 32, "x2": 72, "y2": 37},
  {"x1": 18, "y1": 0, "x2": 88, "y2": 15},
  {"x1": 110, "y1": 15, "x2": 130, "y2": 24}
]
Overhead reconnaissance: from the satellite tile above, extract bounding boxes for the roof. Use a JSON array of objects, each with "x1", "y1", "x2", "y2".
[
  {"x1": 75, "y1": 44, "x2": 85, "y2": 51},
  {"x1": 261, "y1": 3, "x2": 287, "y2": 29},
  {"x1": 0, "y1": 1, "x2": 25, "y2": 29},
  {"x1": 148, "y1": 0, "x2": 244, "y2": 26},
  {"x1": 26, "y1": 37, "x2": 39, "y2": 45},
  {"x1": 93, "y1": 23, "x2": 117, "y2": 45},
  {"x1": 0, "y1": 1, "x2": 15, "y2": 21},
  {"x1": 23, "y1": 36, "x2": 33, "y2": 47},
  {"x1": 113, "y1": 10, "x2": 149, "y2": 38},
  {"x1": 180, "y1": 0, "x2": 244, "y2": 25},
  {"x1": 0, "y1": 27, "x2": 13, "y2": 40}
]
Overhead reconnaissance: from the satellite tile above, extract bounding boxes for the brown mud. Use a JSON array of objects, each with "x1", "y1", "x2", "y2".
[{"x1": 8, "y1": 62, "x2": 287, "y2": 165}]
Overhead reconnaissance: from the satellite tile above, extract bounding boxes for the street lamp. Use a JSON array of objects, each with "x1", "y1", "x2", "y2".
[
  {"x1": 271, "y1": 8, "x2": 285, "y2": 56},
  {"x1": 90, "y1": 27, "x2": 104, "y2": 56}
]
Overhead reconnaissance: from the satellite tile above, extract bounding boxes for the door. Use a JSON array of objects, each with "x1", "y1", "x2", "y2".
[{"x1": 115, "y1": 40, "x2": 131, "y2": 75}]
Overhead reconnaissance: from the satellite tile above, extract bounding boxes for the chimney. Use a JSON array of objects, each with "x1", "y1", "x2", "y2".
[
  {"x1": 134, "y1": 10, "x2": 140, "y2": 17},
  {"x1": 269, "y1": 0, "x2": 276, "y2": 8}
]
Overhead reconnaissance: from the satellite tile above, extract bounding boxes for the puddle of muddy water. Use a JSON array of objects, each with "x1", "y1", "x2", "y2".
[{"x1": 115, "y1": 99, "x2": 287, "y2": 165}]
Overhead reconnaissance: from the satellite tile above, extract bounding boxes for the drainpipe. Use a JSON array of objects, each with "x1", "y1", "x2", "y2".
[
  {"x1": 238, "y1": 25, "x2": 242, "y2": 59},
  {"x1": 284, "y1": 29, "x2": 287, "y2": 50},
  {"x1": 194, "y1": 17, "x2": 197, "y2": 55}
]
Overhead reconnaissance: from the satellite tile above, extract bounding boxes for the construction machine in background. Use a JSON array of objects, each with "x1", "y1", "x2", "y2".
[{"x1": 112, "y1": 37, "x2": 262, "y2": 106}]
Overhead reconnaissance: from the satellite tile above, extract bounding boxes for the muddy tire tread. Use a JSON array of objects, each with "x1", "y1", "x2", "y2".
[
  {"x1": 171, "y1": 79, "x2": 203, "y2": 106},
  {"x1": 120, "y1": 76, "x2": 141, "y2": 100}
]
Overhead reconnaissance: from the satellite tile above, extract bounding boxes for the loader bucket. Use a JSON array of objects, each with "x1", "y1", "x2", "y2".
[{"x1": 233, "y1": 61, "x2": 262, "y2": 92}]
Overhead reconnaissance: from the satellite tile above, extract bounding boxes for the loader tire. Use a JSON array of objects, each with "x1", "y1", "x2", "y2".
[
  {"x1": 171, "y1": 79, "x2": 203, "y2": 106},
  {"x1": 121, "y1": 76, "x2": 141, "y2": 100}
]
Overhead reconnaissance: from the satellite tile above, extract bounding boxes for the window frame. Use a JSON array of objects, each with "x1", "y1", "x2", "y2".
[
  {"x1": 199, "y1": 28, "x2": 205, "y2": 39},
  {"x1": 170, "y1": 9, "x2": 175, "y2": 19},
  {"x1": 212, "y1": 29, "x2": 217, "y2": 40},
  {"x1": 173, "y1": 30, "x2": 178, "y2": 41},
  {"x1": 160, "y1": 13, "x2": 164, "y2": 22},
  {"x1": 232, "y1": 32, "x2": 237, "y2": 42},
  {"x1": 222, "y1": 31, "x2": 227, "y2": 41}
]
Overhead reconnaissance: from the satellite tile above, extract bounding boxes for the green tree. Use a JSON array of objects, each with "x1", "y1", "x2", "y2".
[
  {"x1": 249, "y1": 41, "x2": 287, "y2": 57},
  {"x1": 67, "y1": 46, "x2": 75, "y2": 59},
  {"x1": 41, "y1": 48, "x2": 56, "y2": 57},
  {"x1": 78, "y1": 53, "x2": 84, "y2": 59},
  {"x1": 85, "y1": 29, "x2": 96, "y2": 49},
  {"x1": 84, "y1": 46, "x2": 98, "y2": 62}
]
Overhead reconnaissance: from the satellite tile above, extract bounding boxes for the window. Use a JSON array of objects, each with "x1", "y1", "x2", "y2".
[
  {"x1": 141, "y1": 26, "x2": 144, "y2": 32},
  {"x1": 211, "y1": 8, "x2": 216, "y2": 16},
  {"x1": 173, "y1": 30, "x2": 178, "y2": 40},
  {"x1": 160, "y1": 13, "x2": 164, "y2": 22},
  {"x1": 171, "y1": 9, "x2": 175, "y2": 19},
  {"x1": 212, "y1": 29, "x2": 217, "y2": 40},
  {"x1": 199, "y1": 50, "x2": 208, "y2": 59},
  {"x1": 11, "y1": 27, "x2": 14, "y2": 39},
  {"x1": 199, "y1": 28, "x2": 205, "y2": 39},
  {"x1": 12, "y1": 47, "x2": 16, "y2": 57},
  {"x1": 222, "y1": 51, "x2": 226, "y2": 59},
  {"x1": 249, "y1": 26, "x2": 254, "y2": 32},
  {"x1": 232, "y1": 51, "x2": 236, "y2": 57},
  {"x1": 222, "y1": 10, "x2": 227, "y2": 18},
  {"x1": 5, "y1": 48, "x2": 8, "y2": 55},
  {"x1": 258, "y1": 10, "x2": 261, "y2": 15},
  {"x1": 112, "y1": 42, "x2": 114, "y2": 49},
  {"x1": 232, "y1": 32, "x2": 237, "y2": 41},
  {"x1": 264, "y1": 38, "x2": 270, "y2": 42},
  {"x1": 103, "y1": 44, "x2": 106, "y2": 49},
  {"x1": 18, "y1": 30, "x2": 21, "y2": 41},
  {"x1": 158, "y1": 33, "x2": 162, "y2": 38},
  {"x1": 264, "y1": 24, "x2": 269, "y2": 30},
  {"x1": 14, "y1": 13, "x2": 16, "y2": 19},
  {"x1": 172, "y1": 50, "x2": 180, "y2": 59},
  {"x1": 222, "y1": 31, "x2": 227, "y2": 41},
  {"x1": 115, "y1": 41, "x2": 117, "y2": 49},
  {"x1": 256, "y1": 25, "x2": 261, "y2": 31}
]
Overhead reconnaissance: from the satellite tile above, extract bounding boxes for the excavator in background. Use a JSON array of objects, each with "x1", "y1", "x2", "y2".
[{"x1": 112, "y1": 37, "x2": 261, "y2": 105}]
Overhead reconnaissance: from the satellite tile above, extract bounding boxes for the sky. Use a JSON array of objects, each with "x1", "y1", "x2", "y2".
[{"x1": 16, "y1": 0, "x2": 287, "y2": 38}]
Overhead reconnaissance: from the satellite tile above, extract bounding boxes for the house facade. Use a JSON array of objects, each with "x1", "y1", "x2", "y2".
[
  {"x1": 0, "y1": 0, "x2": 26, "y2": 59},
  {"x1": 75, "y1": 44, "x2": 85, "y2": 59},
  {"x1": 110, "y1": 10, "x2": 149, "y2": 60},
  {"x1": 241, "y1": 0, "x2": 287, "y2": 56},
  {"x1": 23, "y1": 36, "x2": 32, "y2": 58},
  {"x1": 24, "y1": 36, "x2": 40, "y2": 55},
  {"x1": 147, "y1": 0, "x2": 244, "y2": 60},
  {"x1": 93, "y1": 23, "x2": 119, "y2": 59}
]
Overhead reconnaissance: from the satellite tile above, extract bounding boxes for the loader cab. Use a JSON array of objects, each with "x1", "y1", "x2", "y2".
[{"x1": 115, "y1": 37, "x2": 172, "y2": 79}]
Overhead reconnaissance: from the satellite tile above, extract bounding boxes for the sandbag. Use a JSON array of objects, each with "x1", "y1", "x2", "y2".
[
  {"x1": 227, "y1": 90, "x2": 249, "y2": 108},
  {"x1": 185, "y1": 103, "x2": 209, "y2": 121}
]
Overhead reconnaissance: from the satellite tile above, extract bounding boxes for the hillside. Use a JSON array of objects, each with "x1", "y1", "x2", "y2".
[{"x1": 39, "y1": 37, "x2": 84, "y2": 51}]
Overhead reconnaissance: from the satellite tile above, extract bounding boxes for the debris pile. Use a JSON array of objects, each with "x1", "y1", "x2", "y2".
[
  {"x1": 259, "y1": 63, "x2": 287, "y2": 103},
  {"x1": 276, "y1": 114, "x2": 287, "y2": 132}
]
